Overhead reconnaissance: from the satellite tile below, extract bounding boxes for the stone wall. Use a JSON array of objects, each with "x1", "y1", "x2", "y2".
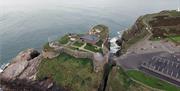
[
  {"x1": 61, "y1": 47, "x2": 109, "y2": 72},
  {"x1": 102, "y1": 37, "x2": 109, "y2": 55},
  {"x1": 42, "y1": 50, "x2": 60, "y2": 59},
  {"x1": 42, "y1": 46, "x2": 109, "y2": 72},
  {"x1": 59, "y1": 47, "x2": 94, "y2": 59}
]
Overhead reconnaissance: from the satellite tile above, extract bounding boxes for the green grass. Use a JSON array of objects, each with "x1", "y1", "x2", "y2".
[
  {"x1": 169, "y1": 10, "x2": 180, "y2": 17},
  {"x1": 73, "y1": 41, "x2": 84, "y2": 47},
  {"x1": 84, "y1": 43, "x2": 102, "y2": 53},
  {"x1": 43, "y1": 42, "x2": 54, "y2": 51},
  {"x1": 127, "y1": 70, "x2": 180, "y2": 91},
  {"x1": 106, "y1": 67, "x2": 151, "y2": 91},
  {"x1": 106, "y1": 67, "x2": 133, "y2": 91},
  {"x1": 68, "y1": 46, "x2": 79, "y2": 50},
  {"x1": 92, "y1": 25, "x2": 109, "y2": 40},
  {"x1": 58, "y1": 35, "x2": 69, "y2": 44},
  {"x1": 168, "y1": 35, "x2": 180, "y2": 43},
  {"x1": 96, "y1": 40, "x2": 103, "y2": 47},
  {"x1": 149, "y1": 36, "x2": 162, "y2": 41},
  {"x1": 37, "y1": 53, "x2": 103, "y2": 91}
]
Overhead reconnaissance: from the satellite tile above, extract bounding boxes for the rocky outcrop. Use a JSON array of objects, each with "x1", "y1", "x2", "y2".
[
  {"x1": 0, "y1": 49, "x2": 61, "y2": 91},
  {"x1": 18, "y1": 54, "x2": 42, "y2": 80},
  {"x1": 0, "y1": 48, "x2": 42, "y2": 82},
  {"x1": 0, "y1": 60, "x2": 29, "y2": 81}
]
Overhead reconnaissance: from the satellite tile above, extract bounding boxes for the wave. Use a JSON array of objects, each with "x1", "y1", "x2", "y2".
[{"x1": 0, "y1": 63, "x2": 10, "y2": 73}]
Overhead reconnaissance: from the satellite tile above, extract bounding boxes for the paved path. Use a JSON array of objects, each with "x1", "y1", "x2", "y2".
[
  {"x1": 79, "y1": 43, "x2": 86, "y2": 49},
  {"x1": 64, "y1": 41, "x2": 71, "y2": 46},
  {"x1": 71, "y1": 43, "x2": 95, "y2": 53}
]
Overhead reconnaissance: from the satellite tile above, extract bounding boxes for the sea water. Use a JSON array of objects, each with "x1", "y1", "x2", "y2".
[{"x1": 0, "y1": 0, "x2": 178, "y2": 66}]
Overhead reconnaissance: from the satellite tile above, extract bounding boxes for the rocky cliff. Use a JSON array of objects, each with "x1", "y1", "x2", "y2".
[
  {"x1": 0, "y1": 49, "x2": 62, "y2": 91},
  {"x1": 118, "y1": 10, "x2": 180, "y2": 53}
]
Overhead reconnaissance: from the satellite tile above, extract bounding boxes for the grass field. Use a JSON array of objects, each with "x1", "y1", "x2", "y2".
[
  {"x1": 96, "y1": 40, "x2": 103, "y2": 47},
  {"x1": 127, "y1": 70, "x2": 180, "y2": 91},
  {"x1": 37, "y1": 53, "x2": 103, "y2": 91},
  {"x1": 73, "y1": 41, "x2": 84, "y2": 47},
  {"x1": 169, "y1": 10, "x2": 180, "y2": 17},
  {"x1": 43, "y1": 42, "x2": 54, "y2": 51},
  {"x1": 58, "y1": 35, "x2": 69, "y2": 44},
  {"x1": 106, "y1": 67, "x2": 151, "y2": 91},
  {"x1": 84, "y1": 43, "x2": 102, "y2": 53},
  {"x1": 168, "y1": 35, "x2": 180, "y2": 43}
]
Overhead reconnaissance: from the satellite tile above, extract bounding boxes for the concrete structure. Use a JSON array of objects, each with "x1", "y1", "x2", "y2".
[
  {"x1": 80, "y1": 35, "x2": 99, "y2": 45},
  {"x1": 43, "y1": 25, "x2": 110, "y2": 72},
  {"x1": 140, "y1": 55, "x2": 180, "y2": 86}
]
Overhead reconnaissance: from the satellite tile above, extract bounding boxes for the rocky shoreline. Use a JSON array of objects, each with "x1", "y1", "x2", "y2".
[
  {"x1": 1, "y1": 10, "x2": 179, "y2": 91},
  {"x1": 0, "y1": 15, "x2": 144, "y2": 91},
  {"x1": 0, "y1": 49, "x2": 55, "y2": 91},
  {"x1": 0, "y1": 24, "x2": 110, "y2": 91}
]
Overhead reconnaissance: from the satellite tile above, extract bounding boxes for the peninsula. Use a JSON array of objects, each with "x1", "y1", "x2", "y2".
[{"x1": 0, "y1": 10, "x2": 180, "y2": 91}]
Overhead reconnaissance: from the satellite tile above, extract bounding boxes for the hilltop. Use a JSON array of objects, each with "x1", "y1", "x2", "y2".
[
  {"x1": 114, "y1": 10, "x2": 180, "y2": 91},
  {"x1": 121, "y1": 10, "x2": 180, "y2": 53}
]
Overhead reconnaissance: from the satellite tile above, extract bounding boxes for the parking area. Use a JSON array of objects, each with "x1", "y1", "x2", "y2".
[
  {"x1": 140, "y1": 53, "x2": 180, "y2": 86},
  {"x1": 115, "y1": 51, "x2": 180, "y2": 86}
]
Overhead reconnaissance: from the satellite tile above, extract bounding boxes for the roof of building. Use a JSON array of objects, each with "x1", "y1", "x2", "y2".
[{"x1": 80, "y1": 35, "x2": 99, "y2": 43}]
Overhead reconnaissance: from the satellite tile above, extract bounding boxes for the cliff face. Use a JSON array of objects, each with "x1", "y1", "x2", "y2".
[
  {"x1": 148, "y1": 11, "x2": 180, "y2": 39},
  {"x1": 0, "y1": 49, "x2": 68, "y2": 91},
  {"x1": 121, "y1": 16, "x2": 145, "y2": 41},
  {"x1": 0, "y1": 49, "x2": 46, "y2": 90},
  {"x1": 120, "y1": 16, "x2": 149, "y2": 53},
  {"x1": 120, "y1": 10, "x2": 180, "y2": 53},
  {"x1": 0, "y1": 49, "x2": 41, "y2": 81}
]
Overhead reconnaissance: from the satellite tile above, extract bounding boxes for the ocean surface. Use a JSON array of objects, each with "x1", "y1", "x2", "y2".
[{"x1": 0, "y1": 0, "x2": 178, "y2": 66}]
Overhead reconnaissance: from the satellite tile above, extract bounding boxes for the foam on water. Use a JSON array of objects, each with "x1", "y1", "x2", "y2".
[{"x1": 0, "y1": 63, "x2": 9, "y2": 73}]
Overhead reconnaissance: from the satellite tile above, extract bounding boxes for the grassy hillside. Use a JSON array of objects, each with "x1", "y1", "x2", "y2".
[
  {"x1": 146, "y1": 10, "x2": 180, "y2": 44},
  {"x1": 106, "y1": 67, "x2": 152, "y2": 91},
  {"x1": 37, "y1": 53, "x2": 103, "y2": 91},
  {"x1": 127, "y1": 70, "x2": 180, "y2": 91},
  {"x1": 121, "y1": 10, "x2": 180, "y2": 52},
  {"x1": 121, "y1": 16, "x2": 150, "y2": 52}
]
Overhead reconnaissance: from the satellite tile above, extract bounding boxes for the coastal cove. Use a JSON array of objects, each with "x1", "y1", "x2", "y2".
[
  {"x1": 0, "y1": 0, "x2": 178, "y2": 66},
  {"x1": 0, "y1": 9, "x2": 180, "y2": 91}
]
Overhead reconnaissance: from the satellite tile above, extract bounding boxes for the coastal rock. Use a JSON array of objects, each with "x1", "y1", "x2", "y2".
[
  {"x1": 11, "y1": 48, "x2": 39, "y2": 63},
  {"x1": 116, "y1": 39, "x2": 122, "y2": 46},
  {"x1": 0, "y1": 60, "x2": 28, "y2": 81},
  {"x1": 0, "y1": 48, "x2": 41, "y2": 82},
  {"x1": 18, "y1": 55, "x2": 43, "y2": 80}
]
